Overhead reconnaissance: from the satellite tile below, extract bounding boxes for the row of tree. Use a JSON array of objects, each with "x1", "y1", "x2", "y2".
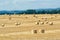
[
  {"x1": 0, "y1": 8, "x2": 60, "y2": 15},
  {"x1": 25, "y1": 9, "x2": 60, "y2": 14}
]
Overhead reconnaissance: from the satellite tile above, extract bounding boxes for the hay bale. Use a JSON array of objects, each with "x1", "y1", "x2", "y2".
[
  {"x1": 44, "y1": 17, "x2": 47, "y2": 19},
  {"x1": 35, "y1": 22, "x2": 39, "y2": 25},
  {"x1": 40, "y1": 22, "x2": 44, "y2": 25},
  {"x1": 34, "y1": 30, "x2": 37, "y2": 33},
  {"x1": 49, "y1": 22, "x2": 53, "y2": 25},
  {"x1": 50, "y1": 17, "x2": 53, "y2": 19},
  {"x1": 15, "y1": 22, "x2": 21, "y2": 26},
  {"x1": 46, "y1": 21, "x2": 48, "y2": 24},
  {"x1": 25, "y1": 16, "x2": 28, "y2": 19},
  {"x1": 41, "y1": 18, "x2": 44, "y2": 19},
  {"x1": 44, "y1": 19, "x2": 47, "y2": 21},
  {"x1": 9, "y1": 17, "x2": 11, "y2": 20},
  {"x1": 33, "y1": 14, "x2": 35, "y2": 17},
  {"x1": 44, "y1": 18, "x2": 47, "y2": 21},
  {"x1": 41, "y1": 29, "x2": 45, "y2": 33},
  {"x1": 38, "y1": 20, "x2": 40, "y2": 22},
  {"x1": 32, "y1": 30, "x2": 37, "y2": 34},
  {"x1": 33, "y1": 14, "x2": 37, "y2": 18},
  {"x1": 1, "y1": 24, "x2": 5, "y2": 27}
]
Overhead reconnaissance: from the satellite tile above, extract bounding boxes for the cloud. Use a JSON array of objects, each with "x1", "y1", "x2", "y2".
[
  {"x1": 0, "y1": 0, "x2": 60, "y2": 10},
  {"x1": 12, "y1": 0, "x2": 37, "y2": 4}
]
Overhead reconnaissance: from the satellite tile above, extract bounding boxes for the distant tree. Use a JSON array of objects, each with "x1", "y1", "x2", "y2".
[
  {"x1": 56, "y1": 8, "x2": 60, "y2": 14},
  {"x1": 25, "y1": 9, "x2": 36, "y2": 14}
]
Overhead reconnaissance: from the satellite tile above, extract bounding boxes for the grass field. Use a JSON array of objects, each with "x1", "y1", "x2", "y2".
[{"x1": 0, "y1": 14, "x2": 60, "y2": 40}]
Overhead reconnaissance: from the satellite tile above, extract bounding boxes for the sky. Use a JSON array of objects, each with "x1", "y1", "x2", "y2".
[{"x1": 0, "y1": 0, "x2": 60, "y2": 10}]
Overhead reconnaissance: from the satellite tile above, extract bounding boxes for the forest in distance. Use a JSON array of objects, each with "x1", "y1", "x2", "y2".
[{"x1": 0, "y1": 8, "x2": 60, "y2": 15}]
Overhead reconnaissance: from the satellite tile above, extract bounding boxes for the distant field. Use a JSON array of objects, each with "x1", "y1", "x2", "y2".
[{"x1": 0, "y1": 14, "x2": 60, "y2": 40}]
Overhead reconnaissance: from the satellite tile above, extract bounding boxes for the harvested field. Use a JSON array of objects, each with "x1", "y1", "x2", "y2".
[{"x1": 0, "y1": 14, "x2": 60, "y2": 40}]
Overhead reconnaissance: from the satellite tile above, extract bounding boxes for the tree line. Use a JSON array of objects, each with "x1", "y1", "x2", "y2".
[{"x1": 0, "y1": 8, "x2": 60, "y2": 15}]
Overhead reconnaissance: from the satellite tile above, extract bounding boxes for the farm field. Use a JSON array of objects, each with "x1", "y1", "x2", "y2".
[{"x1": 0, "y1": 14, "x2": 60, "y2": 40}]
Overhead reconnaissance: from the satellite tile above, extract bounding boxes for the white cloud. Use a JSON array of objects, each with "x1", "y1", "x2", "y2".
[
  {"x1": 0, "y1": 1, "x2": 10, "y2": 6},
  {"x1": 0, "y1": 0, "x2": 60, "y2": 10},
  {"x1": 12, "y1": 0, "x2": 37, "y2": 3}
]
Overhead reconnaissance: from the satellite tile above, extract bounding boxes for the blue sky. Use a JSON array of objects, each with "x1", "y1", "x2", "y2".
[{"x1": 0, "y1": 0, "x2": 60, "y2": 10}]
